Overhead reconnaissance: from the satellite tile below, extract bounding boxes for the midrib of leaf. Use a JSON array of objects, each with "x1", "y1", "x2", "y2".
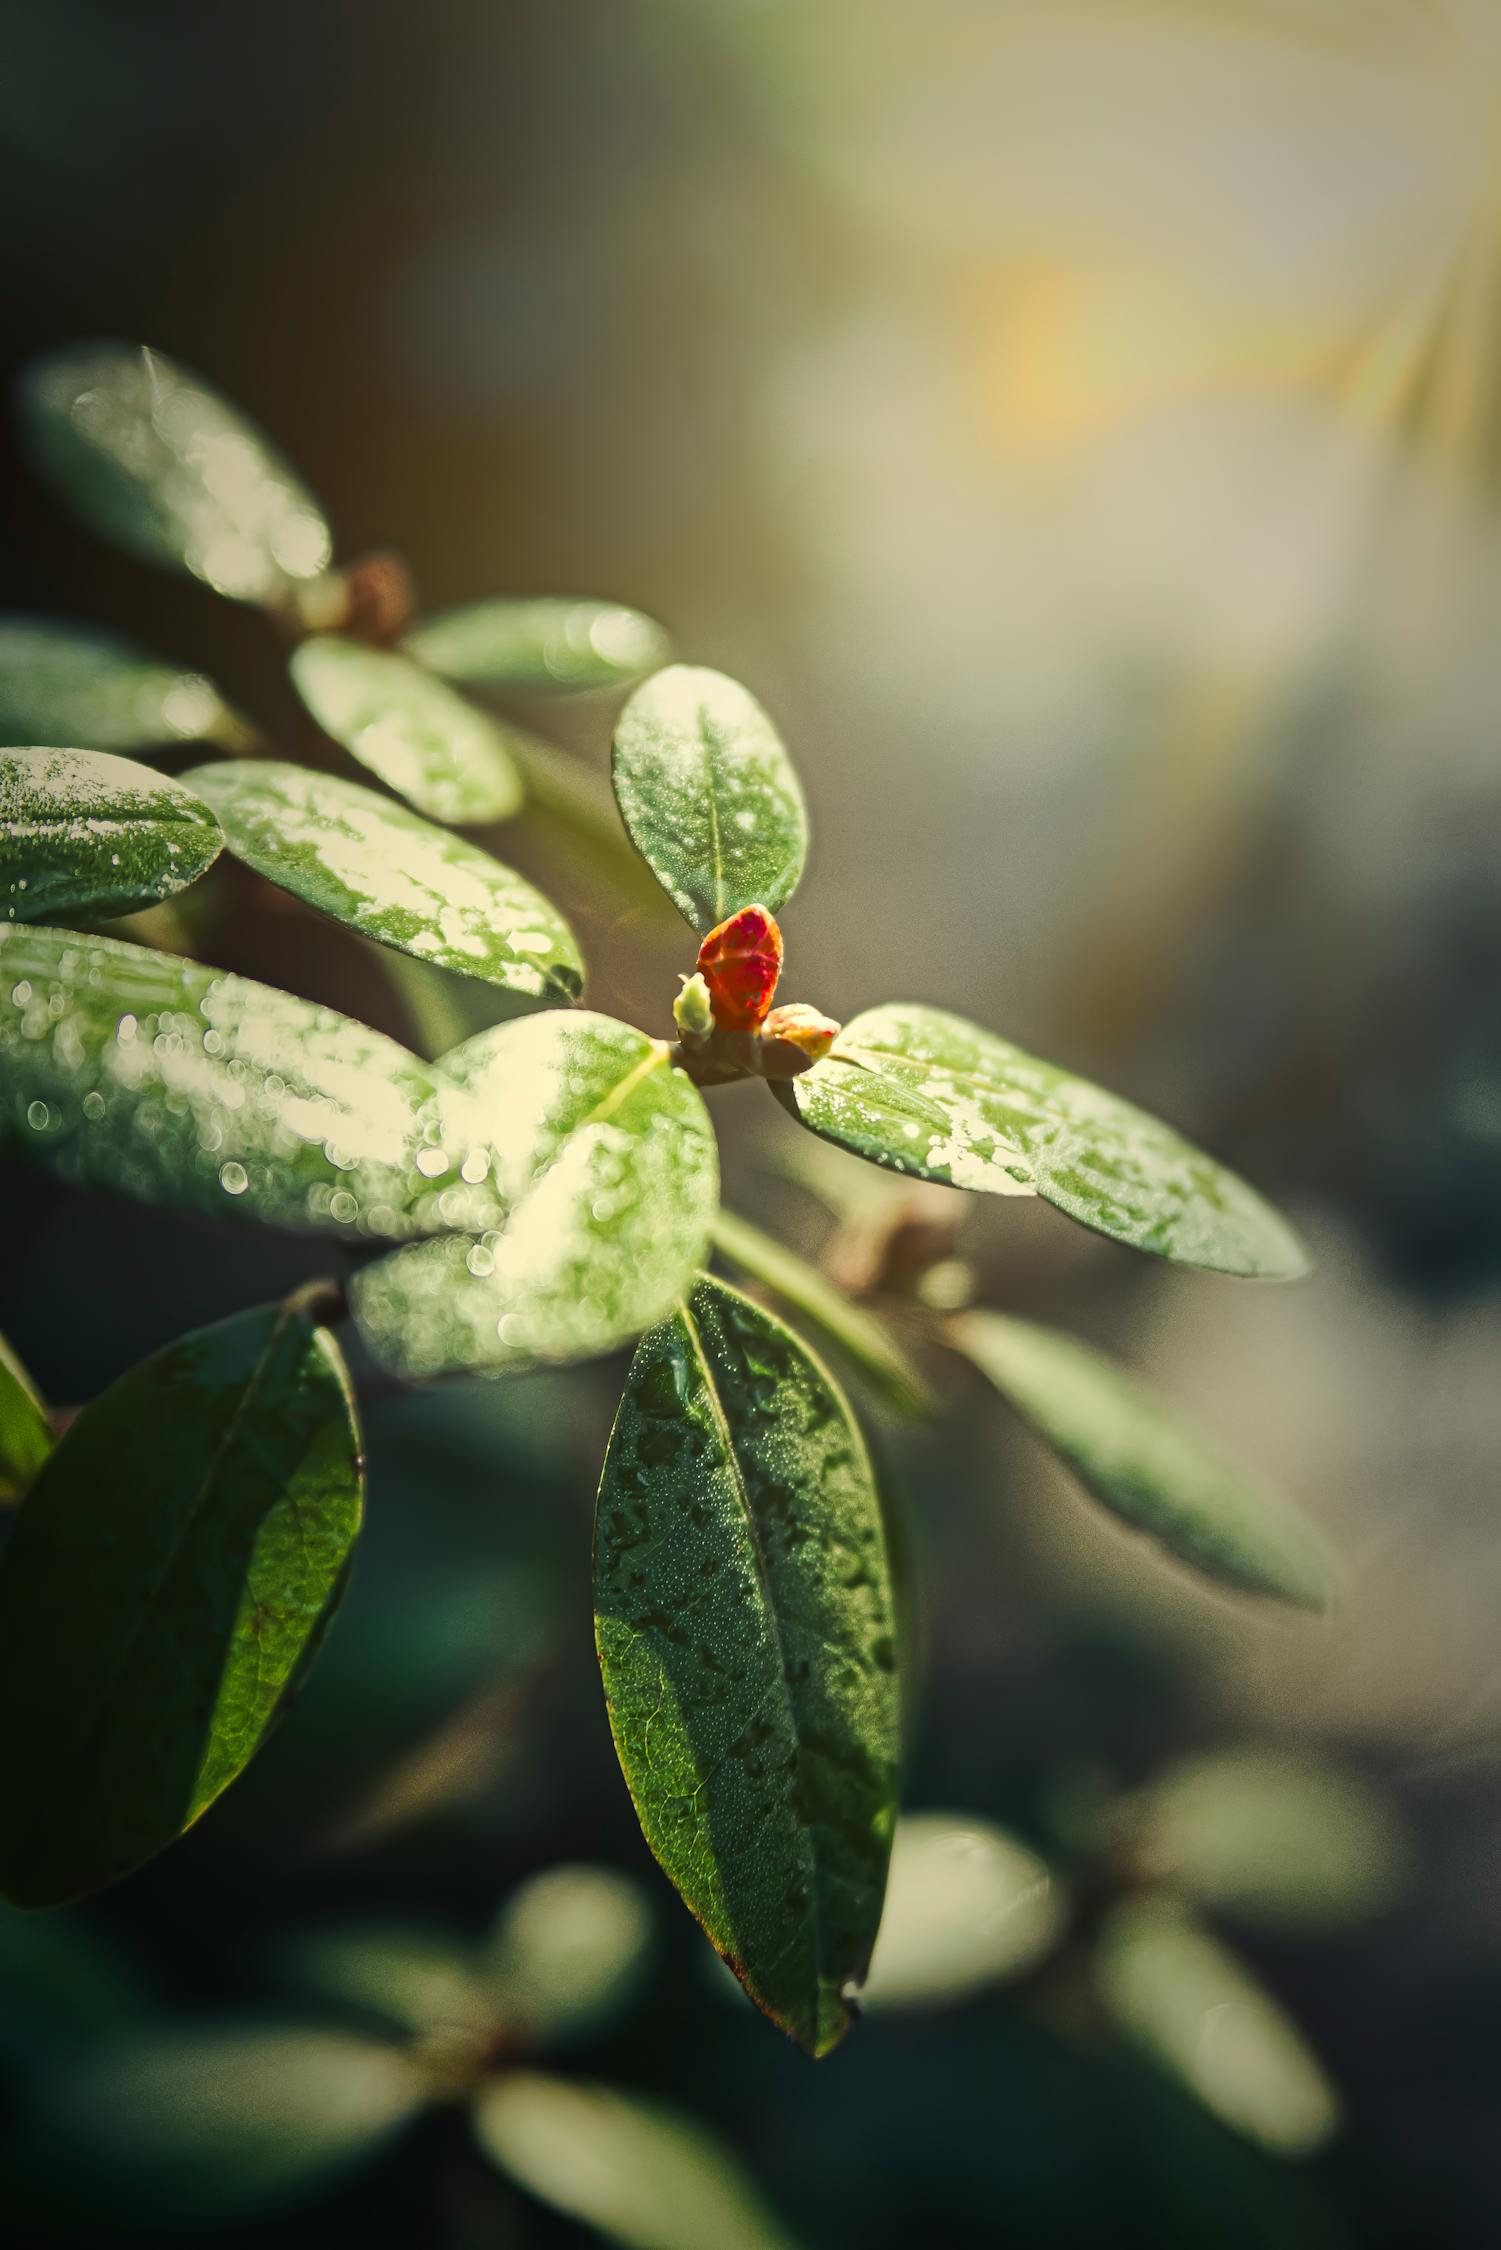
[
  {"x1": 697, "y1": 699, "x2": 727, "y2": 920},
  {"x1": 580, "y1": 1042, "x2": 670, "y2": 1132},
  {"x1": 835, "y1": 1042, "x2": 1033, "y2": 1156}
]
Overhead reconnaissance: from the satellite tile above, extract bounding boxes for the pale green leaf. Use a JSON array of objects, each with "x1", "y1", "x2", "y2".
[
  {"x1": 0, "y1": 1330, "x2": 52, "y2": 1507},
  {"x1": 290, "y1": 636, "x2": 525, "y2": 824},
  {"x1": 1095, "y1": 1900, "x2": 1340, "y2": 2156},
  {"x1": 954, "y1": 1310, "x2": 1335, "y2": 1610},
  {"x1": 0, "y1": 1299, "x2": 363, "y2": 1907},
  {"x1": 405, "y1": 596, "x2": 669, "y2": 693},
  {"x1": 474, "y1": 2072, "x2": 802, "y2": 2250},
  {"x1": 275, "y1": 1924, "x2": 500, "y2": 2044},
  {"x1": 595, "y1": 1275, "x2": 899, "y2": 2057},
  {"x1": 485, "y1": 1865, "x2": 656, "y2": 2048},
  {"x1": 187, "y1": 760, "x2": 582, "y2": 1000},
  {"x1": 2, "y1": 747, "x2": 222, "y2": 924},
  {"x1": 18, "y1": 343, "x2": 331, "y2": 603},
  {"x1": 859, "y1": 1813, "x2": 1066, "y2": 2011},
  {"x1": 784, "y1": 1002, "x2": 1309, "y2": 1278},
  {"x1": 0, "y1": 616, "x2": 248, "y2": 754},
  {"x1": 352, "y1": 1011, "x2": 717, "y2": 1377},
  {"x1": 0, "y1": 924, "x2": 504, "y2": 1241},
  {"x1": 612, "y1": 665, "x2": 807, "y2": 931}
]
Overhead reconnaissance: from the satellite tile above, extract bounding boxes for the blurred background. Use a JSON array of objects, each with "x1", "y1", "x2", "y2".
[{"x1": 3, "y1": 1, "x2": 1501, "y2": 2243}]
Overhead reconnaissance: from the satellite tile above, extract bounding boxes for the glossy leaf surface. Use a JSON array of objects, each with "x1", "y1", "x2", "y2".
[
  {"x1": 0, "y1": 617, "x2": 243, "y2": 754},
  {"x1": 290, "y1": 637, "x2": 524, "y2": 824},
  {"x1": 0, "y1": 1330, "x2": 52, "y2": 1506},
  {"x1": 2, "y1": 747, "x2": 222, "y2": 924},
  {"x1": 18, "y1": 343, "x2": 331, "y2": 602},
  {"x1": 612, "y1": 665, "x2": 807, "y2": 932},
  {"x1": 595, "y1": 1276, "x2": 898, "y2": 2056},
  {"x1": 0, "y1": 1300, "x2": 363, "y2": 1906},
  {"x1": 956, "y1": 1311, "x2": 1334, "y2": 1609},
  {"x1": 0, "y1": 925, "x2": 502, "y2": 1241},
  {"x1": 353, "y1": 1012, "x2": 716, "y2": 1377},
  {"x1": 188, "y1": 760, "x2": 582, "y2": 1000},
  {"x1": 785, "y1": 1003, "x2": 1308, "y2": 1278},
  {"x1": 405, "y1": 596, "x2": 669, "y2": 693}
]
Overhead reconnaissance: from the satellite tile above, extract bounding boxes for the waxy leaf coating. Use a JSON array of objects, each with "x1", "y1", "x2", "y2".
[
  {"x1": 18, "y1": 343, "x2": 331, "y2": 603},
  {"x1": 187, "y1": 761, "x2": 582, "y2": 1001},
  {"x1": 0, "y1": 1299, "x2": 364, "y2": 1907},
  {"x1": 352, "y1": 1011, "x2": 717, "y2": 1377},
  {"x1": 785, "y1": 1003, "x2": 1309, "y2": 1278},
  {"x1": 0, "y1": 1329, "x2": 52, "y2": 1507},
  {"x1": 405, "y1": 596, "x2": 669, "y2": 693},
  {"x1": 290, "y1": 637, "x2": 525, "y2": 825},
  {"x1": 0, "y1": 617, "x2": 242, "y2": 754},
  {"x1": 612, "y1": 666, "x2": 808, "y2": 933},
  {"x1": 595, "y1": 1275, "x2": 899, "y2": 2057},
  {"x1": 956, "y1": 1311, "x2": 1334, "y2": 1610},
  {"x1": 1, "y1": 747, "x2": 223, "y2": 924},
  {"x1": 0, "y1": 925, "x2": 503, "y2": 1242}
]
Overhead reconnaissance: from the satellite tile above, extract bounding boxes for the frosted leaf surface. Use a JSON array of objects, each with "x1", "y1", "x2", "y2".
[
  {"x1": 1, "y1": 747, "x2": 223, "y2": 923},
  {"x1": 290, "y1": 638, "x2": 525, "y2": 825}
]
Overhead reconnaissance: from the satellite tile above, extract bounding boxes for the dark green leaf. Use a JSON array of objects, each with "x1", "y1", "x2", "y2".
[
  {"x1": 187, "y1": 760, "x2": 582, "y2": 1000},
  {"x1": 0, "y1": 1299, "x2": 364, "y2": 1906},
  {"x1": 405, "y1": 596, "x2": 669, "y2": 693},
  {"x1": 954, "y1": 1310, "x2": 1335, "y2": 1610},
  {"x1": 290, "y1": 636, "x2": 524, "y2": 824},
  {"x1": 595, "y1": 1275, "x2": 898, "y2": 2057},
  {"x1": 612, "y1": 665, "x2": 807, "y2": 932},
  {"x1": 485, "y1": 1864, "x2": 656, "y2": 2048},
  {"x1": 353, "y1": 1012, "x2": 717, "y2": 1377},
  {"x1": 0, "y1": 1330, "x2": 52, "y2": 1507},
  {"x1": 474, "y1": 2072, "x2": 802, "y2": 2250},
  {"x1": 0, "y1": 924, "x2": 503, "y2": 1241},
  {"x1": 2, "y1": 747, "x2": 223, "y2": 924},
  {"x1": 784, "y1": 1003, "x2": 1309, "y2": 1278},
  {"x1": 0, "y1": 616, "x2": 248, "y2": 754},
  {"x1": 17, "y1": 343, "x2": 331, "y2": 603}
]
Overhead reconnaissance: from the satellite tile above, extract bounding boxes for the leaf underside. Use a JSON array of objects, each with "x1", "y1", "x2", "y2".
[{"x1": 1, "y1": 747, "x2": 223, "y2": 925}]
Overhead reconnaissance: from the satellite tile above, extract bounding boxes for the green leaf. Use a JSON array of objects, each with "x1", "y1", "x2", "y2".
[
  {"x1": 186, "y1": 760, "x2": 582, "y2": 1001},
  {"x1": 612, "y1": 665, "x2": 808, "y2": 932},
  {"x1": 594, "y1": 1275, "x2": 898, "y2": 2057},
  {"x1": 405, "y1": 596, "x2": 669, "y2": 693},
  {"x1": 17, "y1": 342, "x2": 331, "y2": 603},
  {"x1": 0, "y1": 1298, "x2": 364, "y2": 1907},
  {"x1": 474, "y1": 2072, "x2": 803, "y2": 2250},
  {"x1": 352, "y1": 1011, "x2": 717, "y2": 1377},
  {"x1": 859, "y1": 1813, "x2": 1066, "y2": 2012},
  {"x1": 1095, "y1": 1900, "x2": 1340, "y2": 2156},
  {"x1": 2, "y1": 747, "x2": 223, "y2": 925},
  {"x1": 290, "y1": 636, "x2": 525, "y2": 824},
  {"x1": 709, "y1": 1206, "x2": 932, "y2": 1420},
  {"x1": 0, "y1": 924, "x2": 503, "y2": 1242},
  {"x1": 953, "y1": 1311, "x2": 1335, "y2": 1610},
  {"x1": 275, "y1": 1924, "x2": 500, "y2": 2044},
  {"x1": 485, "y1": 1864, "x2": 656, "y2": 2048},
  {"x1": 0, "y1": 1330, "x2": 53, "y2": 1507},
  {"x1": 0, "y1": 616, "x2": 248, "y2": 754},
  {"x1": 783, "y1": 1003, "x2": 1309, "y2": 1278},
  {"x1": 9, "y1": 2022, "x2": 422, "y2": 2230}
]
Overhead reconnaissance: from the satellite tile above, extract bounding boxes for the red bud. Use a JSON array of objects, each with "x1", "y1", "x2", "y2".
[{"x1": 696, "y1": 905, "x2": 783, "y2": 1031}]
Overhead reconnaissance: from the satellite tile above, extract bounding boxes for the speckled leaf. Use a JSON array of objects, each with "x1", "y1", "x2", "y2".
[
  {"x1": 352, "y1": 1012, "x2": 716, "y2": 1377},
  {"x1": 0, "y1": 924, "x2": 503, "y2": 1242},
  {"x1": 405, "y1": 596, "x2": 669, "y2": 694},
  {"x1": 475, "y1": 2073, "x2": 802, "y2": 2250},
  {"x1": 0, "y1": 1330, "x2": 52, "y2": 1507},
  {"x1": 0, "y1": 617, "x2": 247, "y2": 755},
  {"x1": 784, "y1": 1003, "x2": 1308, "y2": 1279},
  {"x1": 0, "y1": 1299, "x2": 363, "y2": 1906},
  {"x1": 290, "y1": 637, "x2": 524, "y2": 824},
  {"x1": 2, "y1": 747, "x2": 223, "y2": 925},
  {"x1": 594, "y1": 1275, "x2": 898, "y2": 2057},
  {"x1": 612, "y1": 666, "x2": 807, "y2": 932},
  {"x1": 187, "y1": 761, "x2": 582, "y2": 1001},
  {"x1": 954, "y1": 1311, "x2": 1334, "y2": 1610},
  {"x1": 17, "y1": 343, "x2": 331, "y2": 603}
]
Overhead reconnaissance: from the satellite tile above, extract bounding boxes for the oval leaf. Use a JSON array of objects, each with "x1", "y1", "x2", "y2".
[
  {"x1": 187, "y1": 760, "x2": 582, "y2": 1001},
  {"x1": 276, "y1": 1924, "x2": 500, "y2": 2043},
  {"x1": 405, "y1": 596, "x2": 669, "y2": 694},
  {"x1": 612, "y1": 665, "x2": 807, "y2": 932},
  {"x1": 0, "y1": 924, "x2": 502, "y2": 1241},
  {"x1": 352, "y1": 1012, "x2": 717, "y2": 1377},
  {"x1": 0, "y1": 1329, "x2": 52, "y2": 1507},
  {"x1": 785, "y1": 1003, "x2": 1308, "y2": 1278},
  {"x1": 0, "y1": 1299, "x2": 364, "y2": 1906},
  {"x1": 290, "y1": 636, "x2": 524, "y2": 824},
  {"x1": 860, "y1": 1813, "x2": 1066, "y2": 2011},
  {"x1": 2, "y1": 746, "x2": 223, "y2": 924},
  {"x1": 595, "y1": 1275, "x2": 899, "y2": 2057},
  {"x1": 485, "y1": 1864, "x2": 656, "y2": 2049},
  {"x1": 955, "y1": 1311, "x2": 1334, "y2": 1610},
  {"x1": 18, "y1": 342, "x2": 331, "y2": 602},
  {"x1": 475, "y1": 2072, "x2": 802, "y2": 2250},
  {"x1": 0, "y1": 616, "x2": 245, "y2": 754}
]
